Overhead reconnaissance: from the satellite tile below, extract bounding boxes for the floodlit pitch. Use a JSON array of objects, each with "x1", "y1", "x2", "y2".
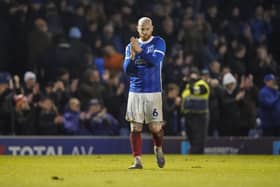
[{"x1": 0, "y1": 155, "x2": 280, "y2": 187}]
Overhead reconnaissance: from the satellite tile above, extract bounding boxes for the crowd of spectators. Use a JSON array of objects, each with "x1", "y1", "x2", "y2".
[{"x1": 0, "y1": 0, "x2": 280, "y2": 137}]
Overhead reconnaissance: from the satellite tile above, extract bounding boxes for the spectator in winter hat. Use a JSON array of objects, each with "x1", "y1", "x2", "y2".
[
  {"x1": 258, "y1": 73, "x2": 280, "y2": 136},
  {"x1": 222, "y1": 72, "x2": 237, "y2": 94},
  {"x1": 24, "y1": 71, "x2": 36, "y2": 82},
  {"x1": 23, "y1": 71, "x2": 40, "y2": 101},
  {"x1": 69, "y1": 27, "x2": 82, "y2": 39}
]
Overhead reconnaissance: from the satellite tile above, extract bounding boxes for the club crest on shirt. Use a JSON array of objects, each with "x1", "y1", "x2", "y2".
[{"x1": 147, "y1": 45, "x2": 155, "y2": 54}]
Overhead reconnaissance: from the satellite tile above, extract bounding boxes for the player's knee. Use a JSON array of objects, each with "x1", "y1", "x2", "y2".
[
  {"x1": 130, "y1": 123, "x2": 143, "y2": 132},
  {"x1": 149, "y1": 122, "x2": 162, "y2": 133}
]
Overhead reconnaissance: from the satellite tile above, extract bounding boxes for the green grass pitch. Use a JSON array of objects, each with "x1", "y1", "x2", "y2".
[{"x1": 0, "y1": 155, "x2": 280, "y2": 187}]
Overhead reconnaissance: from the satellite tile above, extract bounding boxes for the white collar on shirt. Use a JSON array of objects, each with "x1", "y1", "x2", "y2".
[{"x1": 138, "y1": 36, "x2": 154, "y2": 44}]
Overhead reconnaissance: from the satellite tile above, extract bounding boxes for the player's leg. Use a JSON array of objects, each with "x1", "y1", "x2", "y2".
[
  {"x1": 125, "y1": 92, "x2": 144, "y2": 169},
  {"x1": 149, "y1": 122, "x2": 164, "y2": 149},
  {"x1": 128, "y1": 122, "x2": 143, "y2": 169},
  {"x1": 149, "y1": 122, "x2": 165, "y2": 168},
  {"x1": 145, "y1": 92, "x2": 165, "y2": 168}
]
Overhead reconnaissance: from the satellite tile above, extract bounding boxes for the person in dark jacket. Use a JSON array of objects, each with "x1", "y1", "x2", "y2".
[
  {"x1": 258, "y1": 74, "x2": 280, "y2": 136},
  {"x1": 201, "y1": 69, "x2": 222, "y2": 136},
  {"x1": 0, "y1": 72, "x2": 15, "y2": 135},
  {"x1": 163, "y1": 83, "x2": 181, "y2": 136},
  {"x1": 36, "y1": 97, "x2": 63, "y2": 135},
  {"x1": 78, "y1": 69, "x2": 106, "y2": 110},
  {"x1": 14, "y1": 94, "x2": 35, "y2": 135},
  {"x1": 28, "y1": 18, "x2": 52, "y2": 75},
  {"x1": 219, "y1": 72, "x2": 245, "y2": 136},
  {"x1": 238, "y1": 75, "x2": 258, "y2": 136}
]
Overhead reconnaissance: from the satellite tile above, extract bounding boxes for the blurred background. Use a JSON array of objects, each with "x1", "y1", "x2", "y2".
[{"x1": 0, "y1": 0, "x2": 280, "y2": 138}]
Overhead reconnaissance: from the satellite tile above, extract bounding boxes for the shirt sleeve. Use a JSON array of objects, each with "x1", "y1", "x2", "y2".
[{"x1": 123, "y1": 45, "x2": 135, "y2": 74}]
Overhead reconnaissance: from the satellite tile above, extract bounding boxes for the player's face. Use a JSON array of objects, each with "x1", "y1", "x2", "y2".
[{"x1": 137, "y1": 22, "x2": 153, "y2": 41}]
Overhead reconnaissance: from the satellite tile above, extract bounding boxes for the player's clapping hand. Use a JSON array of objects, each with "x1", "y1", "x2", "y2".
[
  {"x1": 130, "y1": 37, "x2": 136, "y2": 60},
  {"x1": 130, "y1": 37, "x2": 142, "y2": 54},
  {"x1": 130, "y1": 49, "x2": 135, "y2": 60}
]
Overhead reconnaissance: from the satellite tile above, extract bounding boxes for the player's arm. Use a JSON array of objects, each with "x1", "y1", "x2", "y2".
[
  {"x1": 123, "y1": 45, "x2": 136, "y2": 74},
  {"x1": 137, "y1": 38, "x2": 166, "y2": 65}
]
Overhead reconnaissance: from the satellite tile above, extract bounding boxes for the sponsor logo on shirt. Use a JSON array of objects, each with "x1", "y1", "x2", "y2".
[{"x1": 135, "y1": 59, "x2": 147, "y2": 65}]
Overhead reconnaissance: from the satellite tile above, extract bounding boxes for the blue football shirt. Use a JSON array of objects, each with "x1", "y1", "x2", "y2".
[{"x1": 123, "y1": 36, "x2": 166, "y2": 93}]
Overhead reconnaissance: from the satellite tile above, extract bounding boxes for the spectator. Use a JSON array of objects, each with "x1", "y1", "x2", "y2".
[
  {"x1": 181, "y1": 68, "x2": 210, "y2": 153},
  {"x1": 103, "y1": 45, "x2": 124, "y2": 71},
  {"x1": 250, "y1": 5, "x2": 272, "y2": 44},
  {"x1": 205, "y1": 4, "x2": 221, "y2": 34},
  {"x1": 102, "y1": 70, "x2": 125, "y2": 122},
  {"x1": 14, "y1": 94, "x2": 35, "y2": 135},
  {"x1": 78, "y1": 69, "x2": 107, "y2": 110},
  {"x1": 68, "y1": 26, "x2": 92, "y2": 77},
  {"x1": 219, "y1": 72, "x2": 245, "y2": 136},
  {"x1": 45, "y1": 1, "x2": 63, "y2": 34},
  {"x1": 198, "y1": 33, "x2": 219, "y2": 69},
  {"x1": 209, "y1": 60, "x2": 221, "y2": 79},
  {"x1": 36, "y1": 97, "x2": 63, "y2": 135},
  {"x1": 101, "y1": 22, "x2": 123, "y2": 54},
  {"x1": 63, "y1": 97, "x2": 81, "y2": 135},
  {"x1": 71, "y1": 4, "x2": 87, "y2": 32},
  {"x1": 50, "y1": 80, "x2": 70, "y2": 113},
  {"x1": 42, "y1": 34, "x2": 82, "y2": 80},
  {"x1": 23, "y1": 71, "x2": 37, "y2": 95},
  {"x1": 250, "y1": 45, "x2": 278, "y2": 88},
  {"x1": 201, "y1": 69, "x2": 222, "y2": 136},
  {"x1": 163, "y1": 83, "x2": 181, "y2": 136},
  {"x1": 258, "y1": 74, "x2": 280, "y2": 136},
  {"x1": 83, "y1": 20, "x2": 103, "y2": 56},
  {"x1": 224, "y1": 6, "x2": 243, "y2": 41},
  {"x1": 54, "y1": 68, "x2": 79, "y2": 99},
  {"x1": 0, "y1": 4, "x2": 11, "y2": 72},
  {"x1": 22, "y1": 71, "x2": 41, "y2": 105},
  {"x1": 55, "y1": 68, "x2": 71, "y2": 93},
  {"x1": 163, "y1": 50, "x2": 185, "y2": 86},
  {"x1": 227, "y1": 43, "x2": 247, "y2": 77},
  {"x1": 160, "y1": 16, "x2": 177, "y2": 56},
  {"x1": 238, "y1": 75, "x2": 258, "y2": 136},
  {"x1": 85, "y1": 99, "x2": 120, "y2": 136},
  {"x1": 28, "y1": 0, "x2": 45, "y2": 25},
  {"x1": 0, "y1": 72, "x2": 15, "y2": 135},
  {"x1": 28, "y1": 18, "x2": 52, "y2": 75},
  {"x1": 8, "y1": 1, "x2": 29, "y2": 75}
]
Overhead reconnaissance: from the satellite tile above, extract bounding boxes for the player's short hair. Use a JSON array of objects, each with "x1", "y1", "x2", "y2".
[{"x1": 138, "y1": 17, "x2": 153, "y2": 26}]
